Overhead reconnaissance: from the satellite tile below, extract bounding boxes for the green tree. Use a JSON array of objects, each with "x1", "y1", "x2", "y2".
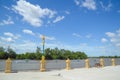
[
  {"x1": 36, "y1": 47, "x2": 41, "y2": 54},
  {"x1": 35, "y1": 47, "x2": 42, "y2": 59},
  {"x1": 0, "y1": 47, "x2": 5, "y2": 52},
  {"x1": 7, "y1": 46, "x2": 16, "y2": 59},
  {"x1": 0, "y1": 47, "x2": 7, "y2": 59},
  {"x1": 63, "y1": 50, "x2": 72, "y2": 59},
  {"x1": 45, "y1": 48, "x2": 52, "y2": 60}
]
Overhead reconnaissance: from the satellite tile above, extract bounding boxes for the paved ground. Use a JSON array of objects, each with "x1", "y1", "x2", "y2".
[{"x1": 0, "y1": 66, "x2": 120, "y2": 80}]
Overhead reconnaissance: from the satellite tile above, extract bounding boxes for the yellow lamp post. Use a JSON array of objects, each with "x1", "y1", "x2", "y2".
[{"x1": 40, "y1": 35, "x2": 46, "y2": 72}]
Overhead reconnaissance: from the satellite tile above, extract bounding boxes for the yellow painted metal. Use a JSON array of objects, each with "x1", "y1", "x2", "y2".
[
  {"x1": 111, "y1": 58, "x2": 116, "y2": 66},
  {"x1": 85, "y1": 59, "x2": 90, "y2": 68},
  {"x1": 5, "y1": 58, "x2": 12, "y2": 73},
  {"x1": 100, "y1": 58, "x2": 104, "y2": 67},
  {"x1": 40, "y1": 55, "x2": 46, "y2": 72},
  {"x1": 66, "y1": 58, "x2": 71, "y2": 70},
  {"x1": 42, "y1": 35, "x2": 45, "y2": 45}
]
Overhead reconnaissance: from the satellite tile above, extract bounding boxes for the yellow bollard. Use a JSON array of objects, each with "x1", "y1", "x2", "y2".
[
  {"x1": 100, "y1": 58, "x2": 104, "y2": 67},
  {"x1": 111, "y1": 58, "x2": 115, "y2": 66},
  {"x1": 40, "y1": 55, "x2": 46, "y2": 72},
  {"x1": 5, "y1": 58, "x2": 12, "y2": 73},
  {"x1": 85, "y1": 59, "x2": 90, "y2": 68},
  {"x1": 66, "y1": 58, "x2": 71, "y2": 70}
]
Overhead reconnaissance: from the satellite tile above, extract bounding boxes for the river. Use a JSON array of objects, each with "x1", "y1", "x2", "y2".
[{"x1": 0, "y1": 58, "x2": 120, "y2": 71}]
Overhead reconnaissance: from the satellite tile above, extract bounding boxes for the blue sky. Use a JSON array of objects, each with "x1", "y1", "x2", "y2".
[{"x1": 0, "y1": 0, "x2": 120, "y2": 56}]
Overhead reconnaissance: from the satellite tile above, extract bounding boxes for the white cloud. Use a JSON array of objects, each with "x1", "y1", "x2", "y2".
[
  {"x1": 74, "y1": 0, "x2": 80, "y2": 5},
  {"x1": 39, "y1": 34, "x2": 56, "y2": 40},
  {"x1": 100, "y1": 1, "x2": 112, "y2": 11},
  {"x1": 116, "y1": 43, "x2": 120, "y2": 47},
  {"x1": 45, "y1": 36, "x2": 56, "y2": 40},
  {"x1": 13, "y1": 0, "x2": 56, "y2": 27},
  {"x1": 47, "y1": 20, "x2": 51, "y2": 24},
  {"x1": 116, "y1": 28, "x2": 120, "y2": 33},
  {"x1": 73, "y1": 33, "x2": 92, "y2": 39},
  {"x1": 4, "y1": 32, "x2": 21, "y2": 41},
  {"x1": 118, "y1": 34, "x2": 120, "y2": 37},
  {"x1": 23, "y1": 29, "x2": 35, "y2": 35},
  {"x1": 0, "y1": 37, "x2": 15, "y2": 42},
  {"x1": 4, "y1": 6, "x2": 10, "y2": 10},
  {"x1": 117, "y1": 29, "x2": 120, "y2": 37},
  {"x1": 110, "y1": 38, "x2": 118, "y2": 43},
  {"x1": 0, "y1": 39, "x2": 39, "y2": 53},
  {"x1": 101, "y1": 38, "x2": 108, "y2": 43},
  {"x1": 53, "y1": 16, "x2": 65, "y2": 23},
  {"x1": 4, "y1": 32, "x2": 20, "y2": 39},
  {"x1": 72, "y1": 33, "x2": 81, "y2": 38},
  {"x1": 80, "y1": 43, "x2": 87, "y2": 46},
  {"x1": 14, "y1": 40, "x2": 39, "y2": 53},
  {"x1": 19, "y1": 41, "x2": 37, "y2": 50},
  {"x1": 4, "y1": 32, "x2": 14, "y2": 37},
  {"x1": 86, "y1": 34, "x2": 92, "y2": 38},
  {"x1": 106, "y1": 32, "x2": 116, "y2": 37},
  {"x1": 117, "y1": 10, "x2": 120, "y2": 13},
  {"x1": 105, "y1": 29, "x2": 120, "y2": 47},
  {"x1": 75, "y1": 0, "x2": 113, "y2": 11},
  {"x1": 0, "y1": 32, "x2": 21, "y2": 42},
  {"x1": 82, "y1": 0, "x2": 96, "y2": 10},
  {"x1": 0, "y1": 16, "x2": 14, "y2": 25},
  {"x1": 65, "y1": 11, "x2": 70, "y2": 14},
  {"x1": 74, "y1": 0, "x2": 96, "y2": 10}
]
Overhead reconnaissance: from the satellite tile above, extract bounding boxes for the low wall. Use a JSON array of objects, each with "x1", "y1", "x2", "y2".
[{"x1": 0, "y1": 58, "x2": 120, "y2": 71}]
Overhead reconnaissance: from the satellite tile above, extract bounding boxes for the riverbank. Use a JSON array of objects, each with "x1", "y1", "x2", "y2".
[{"x1": 0, "y1": 65, "x2": 120, "y2": 80}]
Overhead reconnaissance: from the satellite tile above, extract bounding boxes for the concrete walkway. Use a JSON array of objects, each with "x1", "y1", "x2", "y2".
[{"x1": 0, "y1": 66, "x2": 120, "y2": 80}]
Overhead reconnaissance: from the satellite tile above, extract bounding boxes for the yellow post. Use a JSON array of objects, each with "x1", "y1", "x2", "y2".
[
  {"x1": 66, "y1": 58, "x2": 71, "y2": 70},
  {"x1": 85, "y1": 59, "x2": 90, "y2": 68},
  {"x1": 5, "y1": 58, "x2": 12, "y2": 73},
  {"x1": 111, "y1": 58, "x2": 115, "y2": 66},
  {"x1": 40, "y1": 55, "x2": 46, "y2": 72},
  {"x1": 100, "y1": 58, "x2": 104, "y2": 67}
]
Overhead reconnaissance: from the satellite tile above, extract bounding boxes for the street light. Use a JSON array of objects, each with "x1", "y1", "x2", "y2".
[
  {"x1": 42, "y1": 35, "x2": 45, "y2": 55},
  {"x1": 40, "y1": 35, "x2": 46, "y2": 72}
]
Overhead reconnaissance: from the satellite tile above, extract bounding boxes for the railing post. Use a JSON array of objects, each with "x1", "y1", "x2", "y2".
[
  {"x1": 111, "y1": 58, "x2": 115, "y2": 66},
  {"x1": 40, "y1": 55, "x2": 46, "y2": 72},
  {"x1": 100, "y1": 58, "x2": 104, "y2": 67},
  {"x1": 66, "y1": 58, "x2": 71, "y2": 70},
  {"x1": 5, "y1": 58, "x2": 12, "y2": 73},
  {"x1": 85, "y1": 59, "x2": 90, "y2": 68}
]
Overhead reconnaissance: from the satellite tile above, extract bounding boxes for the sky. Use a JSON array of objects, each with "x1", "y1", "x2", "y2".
[{"x1": 0, "y1": 0, "x2": 120, "y2": 56}]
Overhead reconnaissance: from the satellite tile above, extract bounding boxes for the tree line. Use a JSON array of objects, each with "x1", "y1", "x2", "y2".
[
  {"x1": 89, "y1": 56, "x2": 120, "y2": 58},
  {"x1": 0, "y1": 46, "x2": 88, "y2": 60}
]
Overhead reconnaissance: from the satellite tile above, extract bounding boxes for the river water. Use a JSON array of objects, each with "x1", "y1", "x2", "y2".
[{"x1": 0, "y1": 58, "x2": 120, "y2": 71}]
